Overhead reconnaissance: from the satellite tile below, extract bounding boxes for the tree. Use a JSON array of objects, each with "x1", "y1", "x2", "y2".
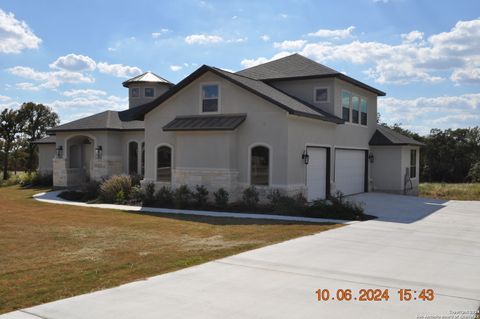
[
  {"x1": 0, "y1": 109, "x2": 22, "y2": 180},
  {"x1": 18, "y1": 102, "x2": 59, "y2": 172}
]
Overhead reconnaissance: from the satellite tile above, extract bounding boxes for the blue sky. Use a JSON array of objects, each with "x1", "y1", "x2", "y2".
[{"x1": 0, "y1": 0, "x2": 479, "y2": 134}]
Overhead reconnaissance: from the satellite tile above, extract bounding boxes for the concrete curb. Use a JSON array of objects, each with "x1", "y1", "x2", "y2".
[{"x1": 33, "y1": 190, "x2": 359, "y2": 225}]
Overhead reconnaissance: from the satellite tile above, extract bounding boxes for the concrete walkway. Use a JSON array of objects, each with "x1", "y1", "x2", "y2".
[
  {"x1": 32, "y1": 190, "x2": 357, "y2": 224},
  {"x1": 3, "y1": 193, "x2": 480, "y2": 318}
]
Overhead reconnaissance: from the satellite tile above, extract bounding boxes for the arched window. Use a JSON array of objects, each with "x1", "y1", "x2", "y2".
[
  {"x1": 128, "y1": 142, "x2": 138, "y2": 175},
  {"x1": 251, "y1": 145, "x2": 269, "y2": 186},
  {"x1": 157, "y1": 146, "x2": 172, "y2": 182},
  {"x1": 141, "y1": 142, "x2": 145, "y2": 177}
]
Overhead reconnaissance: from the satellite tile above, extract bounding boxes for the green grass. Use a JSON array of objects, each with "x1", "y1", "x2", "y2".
[{"x1": 419, "y1": 183, "x2": 480, "y2": 200}]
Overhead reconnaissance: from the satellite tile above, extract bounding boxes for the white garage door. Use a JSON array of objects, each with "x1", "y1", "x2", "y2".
[
  {"x1": 335, "y1": 149, "x2": 365, "y2": 196},
  {"x1": 306, "y1": 147, "x2": 327, "y2": 201}
]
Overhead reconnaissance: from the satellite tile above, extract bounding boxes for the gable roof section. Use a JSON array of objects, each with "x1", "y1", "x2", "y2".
[
  {"x1": 237, "y1": 54, "x2": 386, "y2": 96},
  {"x1": 369, "y1": 125, "x2": 424, "y2": 146},
  {"x1": 32, "y1": 135, "x2": 56, "y2": 144},
  {"x1": 163, "y1": 114, "x2": 246, "y2": 131},
  {"x1": 119, "y1": 65, "x2": 344, "y2": 124},
  {"x1": 48, "y1": 110, "x2": 144, "y2": 133}
]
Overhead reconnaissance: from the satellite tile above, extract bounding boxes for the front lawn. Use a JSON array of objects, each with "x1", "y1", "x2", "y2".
[
  {"x1": 419, "y1": 183, "x2": 480, "y2": 200},
  {"x1": 0, "y1": 186, "x2": 339, "y2": 314}
]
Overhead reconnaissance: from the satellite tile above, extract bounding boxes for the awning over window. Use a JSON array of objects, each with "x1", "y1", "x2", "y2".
[{"x1": 163, "y1": 114, "x2": 246, "y2": 131}]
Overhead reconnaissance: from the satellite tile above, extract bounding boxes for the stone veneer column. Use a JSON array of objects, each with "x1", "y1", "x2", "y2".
[{"x1": 53, "y1": 158, "x2": 68, "y2": 188}]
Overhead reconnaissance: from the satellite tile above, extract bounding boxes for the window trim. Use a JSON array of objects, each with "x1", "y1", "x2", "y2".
[
  {"x1": 155, "y1": 143, "x2": 174, "y2": 183},
  {"x1": 248, "y1": 143, "x2": 272, "y2": 187},
  {"x1": 199, "y1": 82, "x2": 221, "y2": 114},
  {"x1": 360, "y1": 97, "x2": 368, "y2": 126},
  {"x1": 131, "y1": 87, "x2": 140, "y2": 99},
  {"x1": 144, "y1": 87, "x2": 155, "y2": 98},
  {"x1": 341, "y1": 89, "x2": 351, "y2": 122},
  {"x1": 410, "y1": 149, "x2": 417, "y2": 179},
  {"x1": 313, "y1": 86, "x2": 329, "y2": 104},
  {"x1": 342, "y1": 89, "x2": 369, "y2": 128}
]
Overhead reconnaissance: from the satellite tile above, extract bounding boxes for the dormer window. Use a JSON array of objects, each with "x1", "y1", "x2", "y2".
[
  {"x1": 144, "y1": 87, "x2": 154, "y2": 98},
  {"x1": 314, "y1": 87, "x2": 329, "y2": 103},
  {"x1": 131, "y1": 88, "x2": 139, "y2": 98},
  {"x1": 201, "y1": 84, "x2": 219, "y2": 113}
]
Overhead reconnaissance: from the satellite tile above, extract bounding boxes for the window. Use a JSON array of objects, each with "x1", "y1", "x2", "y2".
[
  {"x1": 141, "y1": 142, "x2": 145, "y2": 177},
  {"x1": 314, "y1": 88, "x2": 328, "y2": 103},
  {"x1": 201, "y1": 84, "x2": 219, "y2": 112},
  {"x1": 341, "y1": 90, "x2": 350, "y2": 122},
  {"x1": 251, "y1": 146, "x2": 269, "y2": 186},
  {"x1": 144, "y1": 87, "x2": 154, "y2": 98},
  {"x1": 352, "y1": 96, "x2": 359, "y2": 124},
  {"x1": 410, "y1": 149, "x2": 417, "y2": 178},
  {"x1": 157, "y1": 146, "x2": 172, "y2": 182},
  {"x1": 360, "y1": 98, "x2": 368, "y2": 126},
  {"x1": 128, "y1": 142, "x2": 138, "y2": 175},
  {"x1": 131, "y1": 88, "x2": 139, "y2": 98}
]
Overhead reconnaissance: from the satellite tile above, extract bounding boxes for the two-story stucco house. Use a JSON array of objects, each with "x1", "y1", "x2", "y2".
[{"x1": 35, "y1": 54, "x2": 423, "y2": 200}]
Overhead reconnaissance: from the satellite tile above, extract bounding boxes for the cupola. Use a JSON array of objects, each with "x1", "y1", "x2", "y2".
[{"x1": 122, "y1": 72, "x2": 174, "y2": 109}]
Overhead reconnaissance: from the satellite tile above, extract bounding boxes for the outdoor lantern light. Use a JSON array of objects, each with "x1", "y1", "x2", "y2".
[
  {"x1": 302, "y1": 150, "x2": 309, "y2": 165},
  {"x1": 95, "y1": 146, "x2": 103, "y2": 159},
  {"x1": 368, "y1": 152, "x2": 375, "y2": 163},
  {"x1": 56, "y1": 146, "x2": 63, "y2": 158}
]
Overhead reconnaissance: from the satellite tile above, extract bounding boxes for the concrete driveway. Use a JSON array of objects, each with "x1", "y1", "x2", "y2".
[{"x1": 3, "y1": 193, "x2": 480, "y2": 319}]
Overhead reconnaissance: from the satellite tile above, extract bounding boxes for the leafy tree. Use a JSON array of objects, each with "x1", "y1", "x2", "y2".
[
  {"x1": 0, "y1": 109, "x2": 22, "y2": 180},
  {"x1": 18, "y1": 102, "x2": 59, "y2": 172},
  {"x1": 468, "y1": 161, "x2": 480, "y2": 182}
]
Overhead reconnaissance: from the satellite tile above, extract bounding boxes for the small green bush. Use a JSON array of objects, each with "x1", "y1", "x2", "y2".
[
  {"x1": 115, "y1": 190, "x2": 126, "y2": 204},
  {"x1": 213, "y1": 188, "x2": 229, "y2": 207},
  {"x1": 144, "y1": 182, "x2": 156, "y2": 203},
  {"x1": 99, "y1": 175, "x2": 133, "y2": 203},
  {"x1": 173, "y1": 185, "x2": 191, "y2": 209},
  {"x1": 267, "y1": 189, "x2": 307, "y2": 214},
  {"x1": 242, "y1": 186, "x2": 259, "y2": 208},
  {"x1": 307, "y1": 191, "x2": 365, "y2": 220},
  {"x1": 18, "y1": 172, "x2": 35, "y2": 187},
  {"x1": 155, "y1": 186, "x2": 174, "y2": 206},
  {"x1": 130, "y1": 174, "x2": 143, "y2": 186},
  {"x1": 193, "y1": 185, "x2": 209, "y2": 208},
  {"x1": 129, "y1": 185, "x2": 145, "y2": 203}
]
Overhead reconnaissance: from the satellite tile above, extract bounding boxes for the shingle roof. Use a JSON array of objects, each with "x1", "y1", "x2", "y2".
[
  {"x1": 237, "y1": 54, "x2": 386, "y2": 96},
  {"x1": 163, "y1": 114, "x2": 247, "y2": 131},
  {"x1": 48, "y1": 110, "x2": 144, "y2": 133},
  {"x1": 119, "y1": 65, "x2": 344, "y2": 124},
  {"x1": 369, "y1": 125, "x2": 424, "y2": 146},
  {"x1": 32, "y1": 135, "x2": 56, "y2": 144},
  {"x1": 122, "y1": 72, "x2": 173, "y2": 87}
]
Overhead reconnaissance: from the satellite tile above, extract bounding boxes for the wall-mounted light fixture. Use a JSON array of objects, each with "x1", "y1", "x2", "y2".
[
  {"x1": 301, "y1": 149, "x2": 309, "y2": 165},
  {"x1": 95, "y1": 146, "x2": 103, "y2": 159},
  {"x1": 368, "y1": 152, "x2": 374, "y2": 163},
  {"x1": 56, "y1": 146, "x2": 63, "y2": 158}
]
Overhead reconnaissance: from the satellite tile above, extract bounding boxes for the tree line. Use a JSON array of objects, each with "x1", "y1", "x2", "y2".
[{"x1": 0, "y1": 102, "x2": 59, "y2": 180}]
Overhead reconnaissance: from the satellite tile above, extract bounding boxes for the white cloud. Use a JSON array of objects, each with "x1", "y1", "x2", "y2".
[
  {"x1": 63, "y1": 89, "x2": 107, "y2": 97},
  {"x1": 15, "y1": 82, "x2": 40, "y2": 91},
  {"x1": 97, "y1": 62, "x2": 142, "y2": 78},
  {"x1": 308, "y1": 26, "x2": 355, "y2": 39},
  {"x1": 279, "y1": 13, "x2": 288, "y2": 19},
  {"x1": 401, "y1": 30, "x2": 424, "y2": 43},
  {"x1": 49, "y1": 53, "x2": 96, "y2": 71},
  {"x1": 240, "y1": 52, "x2": 292, "y2": 68},
  {"x1": 0, "y1": 9, "x2": 42, "y2": 54},
  {"x1": 170, "y1": 65, "x2": 183, "y2": 72},
  {"x1": 0, "y1": 95, "x2": 18, "y2": 109},
  {"x1": 185, "y1": 34, "x2": 223, "y2": 44},
  {"x1": 152, "y1": 29, "x2": 170, "y2": 38},
  {"x1": 227, "y1": 37, "x2": 248, "y2": 43},
  {"x1": 273, "y1": 40, "x2": 307, "y2": 50},
  {"x1": 260, "y1": 34, "x2": 270, "y2": 42},
  {"x1": 7, "y1": 66, "x2": 95, "y2": 89}
]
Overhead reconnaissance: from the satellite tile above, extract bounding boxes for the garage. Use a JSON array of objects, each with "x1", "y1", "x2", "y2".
[
  {"x1": 334, "y1": 149, "x2": 366, "y2": 196},
  {"x1": 306, "y1": 147, "x2": 329, "y2": 201}
]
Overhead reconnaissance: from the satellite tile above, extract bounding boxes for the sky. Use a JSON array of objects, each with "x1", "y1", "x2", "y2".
[{"x1": 0, "y1": 0, "x2": 479, "y2": 135}]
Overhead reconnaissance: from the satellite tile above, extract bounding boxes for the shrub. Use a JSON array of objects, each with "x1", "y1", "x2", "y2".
[
  {"x1": 467, "y1": 161, "x2": 480, "y2": 182},
  {"x1": 213, "y1": 188, "x2": 229, "y2": 207},
  {"x1": 1, "y1": 174, "x2": 20, "y2": 187},
  {"x1": 173, "y1": 185, "x2": 191, "y2": 209},
  {"x1": 99, "y1": 175, "x2": 133, "y2": 203},
  {"x1": 242, "y1": 186, "x2": 259, "y2": 208},
  {"x1": 267, "y1": 189, "x2": 306, "y2": 214},
  {"x1": 155, "y1": 186, "x2": 174, "y2": 206},
  {"x1": 130, "y1": 174, "x2": 143, "y2": 186},
  {"x1": 79, "y1": 180, "x2": 100, "y2": 201},
  {"x1": 18, "y1": 172, "x2": 35, "y2": 187},
  {"x1": 192, "y1": 185, "x2": 209, "y2": 208},
  {"x1": 307, "y1": 191, "x2": 366, "y2": 220},
  {"x1": 129, "y1": 185, "x2": 145, "y2": 204},
  {"x1": 115, "y1": 190, "x2": 126, "y2": 204},
  {"x1": 32, "y1": 172, "x2": 53, "y2": 187},
  {"x1": 144, "y1": 182, "x2": 156, "y2": 203}
]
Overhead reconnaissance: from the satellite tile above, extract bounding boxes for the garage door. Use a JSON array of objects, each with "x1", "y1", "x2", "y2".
[
  {"x1": 335, "y1": 149, "x2": 366, "y2": 196},
  {"x1": 306, "y1": 147, "x2": 327, "y2": 201}
]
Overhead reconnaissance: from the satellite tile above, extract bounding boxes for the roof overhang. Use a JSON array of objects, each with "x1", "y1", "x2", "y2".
[{"x1": 163, "y1": 114, "x2": 246, "y2": 131}]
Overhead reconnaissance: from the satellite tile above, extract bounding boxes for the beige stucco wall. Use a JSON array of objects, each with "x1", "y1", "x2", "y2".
[
  {"x1": 37, "y1": 144, "x2": 56, "y2": 173},
  {"x1": 128, "y1": 83, "x2": 171, "y2": 108}
]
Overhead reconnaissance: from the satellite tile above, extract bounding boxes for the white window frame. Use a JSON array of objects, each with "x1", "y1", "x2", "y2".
[
  {"x1": 313, "y1": 87, "x2": 329, "y2": 103},
  {"x1": 144, "y1": 87, "x2": 155, "y2": 98},
  {"x1": 131, "y1": 87, "x2": 140, "y2": 98},
  {"x1": 248, "y1": 143, "x2": 272, "y2": 187},
  {"x1": 199, "y1": 82, "x2": 220, "y2": 114},
  {"x1": 341, "y1": 89, "x2": 351, "y2": 123},
  {"x1": 359, "y1": 97, "x2": 368, "y2": 126},
  {"x1": 155, "y1": 143, "x2": 174, "y2": 183}
]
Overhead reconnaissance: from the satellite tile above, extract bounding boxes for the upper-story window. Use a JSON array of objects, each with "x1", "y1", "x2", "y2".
[
  {"x1": 341, "y1": 90, "x2": 350, "y2": 122},
  {"x1": 314, "y1": 87, "x2": 329, "y2": 103},
  {"x1": 360, "y1": 98, "x2": 368, "y2": 126},
  {"x1": 201, "y1": 84, "x2": 219, "y2": 113},
  {"x1": 144, "y1": 87, "x2": 155, "y2": 98},
  {"x1": 352, "y1": 96, "x2": 360, "y2": 124},
  {"x1": 131, "y1": 87, "x2": 139, "y2": 98}
]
